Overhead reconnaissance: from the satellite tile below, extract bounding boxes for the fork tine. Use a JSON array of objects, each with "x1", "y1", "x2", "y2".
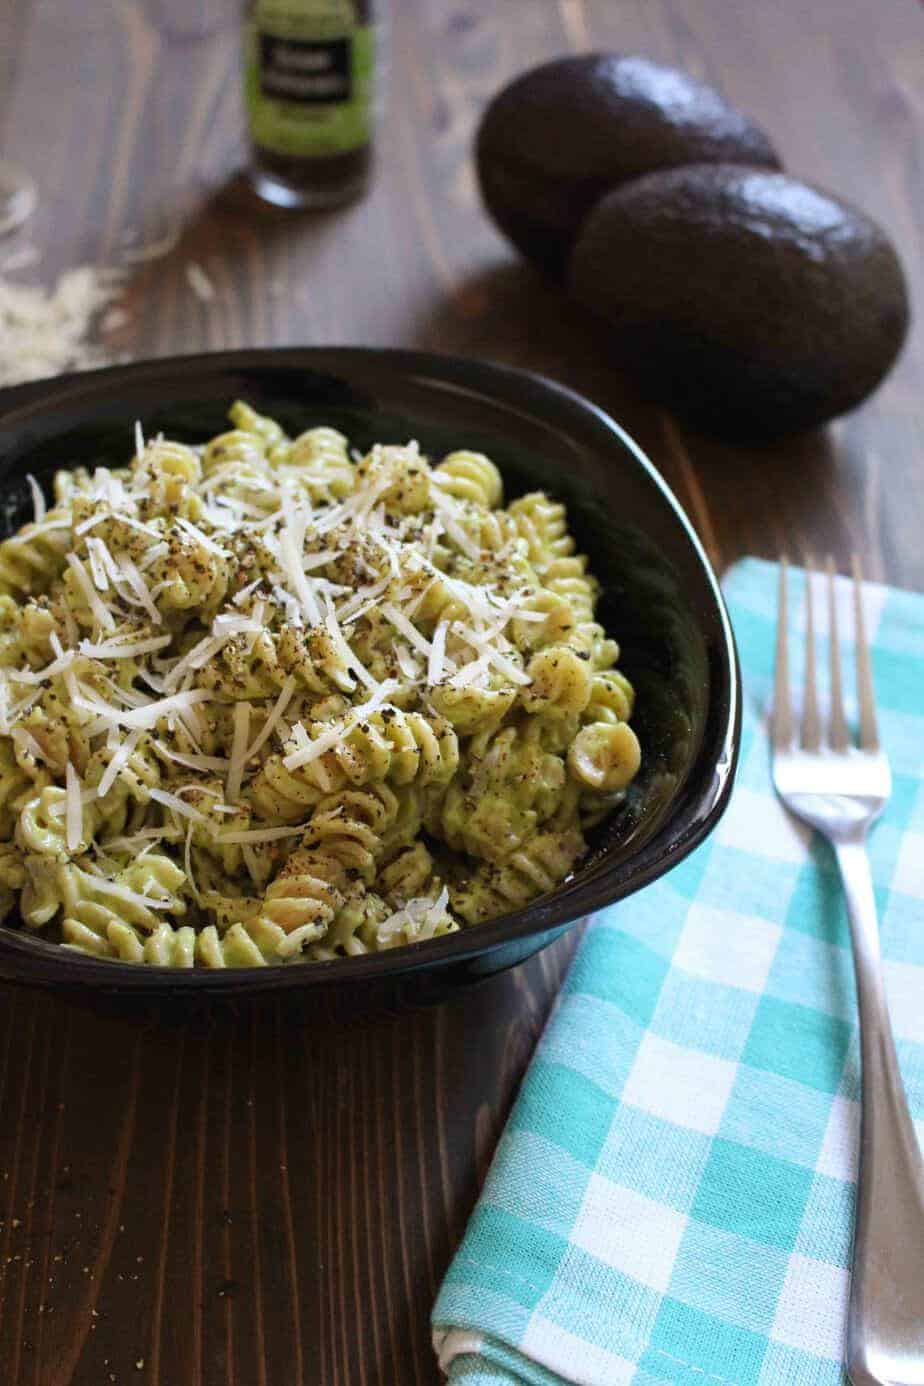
[
  {"x1": 827, "y1": 557, "x2": 849, "y2": 750},
  {"x1": 802, "y1": 560, "x2": 822, "y2": 751},
  {"x1": 773, "y1": 558, "x2": 794, "y2": 748},
  {"x1": 853, "y1": 555, "x2": 879, "y2": 750}
]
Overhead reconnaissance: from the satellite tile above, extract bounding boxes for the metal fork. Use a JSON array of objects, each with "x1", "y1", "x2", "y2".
[{"x1": 773, "y1": 558, "x2": 924, "y2": 1386}]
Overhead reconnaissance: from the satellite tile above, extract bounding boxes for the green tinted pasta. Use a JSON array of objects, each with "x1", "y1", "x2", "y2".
[{"x1": 0, "y1": 404, "x2": 641, "y2": 965}]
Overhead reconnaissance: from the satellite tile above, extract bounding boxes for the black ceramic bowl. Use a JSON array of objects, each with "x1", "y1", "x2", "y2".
[{"x1": 0, "y1": 349, "x2": 739, "y2": 1010}]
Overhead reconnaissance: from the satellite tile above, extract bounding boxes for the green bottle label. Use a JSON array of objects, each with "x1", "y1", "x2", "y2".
[{"x1": 245, "y1": 1, "x2": 373, "y2": 157}]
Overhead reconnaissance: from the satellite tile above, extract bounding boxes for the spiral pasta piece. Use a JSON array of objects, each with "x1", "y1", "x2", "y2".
[
  {"x1": 450, "y1": 828, "x2": 585, "y2": 925},
  {"x1": 0, "y1": 841, "x2": 25, "y2": 920},
  {"x1": 429, "y1": 682, "x2": 517, "y2": 735},
  {"x1": 379, "y1": 841, "x2": 441, "y2": 905},
  {"x1": 135, "y1": 439, "x2": 206, "y2": 522},
  {"x1": 228, "y1": 400, "x2": 288, "y2": 450},
  {"x1": 543, "y1": 555, "x2": 598, "y2": 624},
  {"x1": 309, "y1": 888, "x2": 392, "y2": 959},
  {"x1": 199, "y1": 627, "x2": 285, "y2": 700},
  {"x1": 0, "y1": 512, "x2": 72, "y2": 597},
  {"x1": 0, "y1": 740, "x2": 37, "y2": 836},
  {"x1": 584, "y1": 670, "x2": 634, "y2": 725},
  {"x1": 435, "y1": 722, "x2": 565, "y2": 863},
  {"x1": 20, "y1": 855, "x2": 63, "y2": 928},
  {"x1": 253, "y1": 783, "x2": 396, "y2": 948},
  {"x1": 434, "y1": 451, "x2": 503, "y2": 509},
  {"x1": 451, "y1": 506, "x2": 521, "y2": 555},
  {"x1": 568, "y1": 721, "x2": 641, "y2": 793},
  {"x1": 258, "y1": 848, "x2": 345, "y2": 939},
  {"x1": 202, "y1": 428, "x2": 269, "y2": 475},
  {"x1": 251, "y1": 708, "x2": 458, "y2": 819},
  {"x1": 17, "y1": 787, "x2": 85, "y2": 858},
  {"x1": 194, "y1": 921, "x2": 281, "y2": 966},
  {"x1": 137, "y1": 438, "x2": 202, "y2": 484},
  {"x1": 3, "y1": 598, "x2": 56, "y2": 668},
  {"x1": 508, "y1": 492, "x2": 573, "y2": 571},
  {"x1": 141, "y1": 922, "x2": 199, "y2": 966},
  {"x1": 521, "y1": 646, "x2": 593, "y2": 719},
  {"x1": 356, "y1": 443, "x2": 431, "y2": 515},
  {"x1": 59, "y1": 856, "x2": 187, "y2": 959},
  {"x1": 249, "y1": 756, "x2": 327, "y2": 822},
  {"x1": 149, "y1": 527, "x2": 230, "y2": 614},
  {"x1": 85, "y1": 735, "x2": 161, "y2": 839},
  {"x1": 284, "y1": 427, "x2": 355, "y2": 501}
]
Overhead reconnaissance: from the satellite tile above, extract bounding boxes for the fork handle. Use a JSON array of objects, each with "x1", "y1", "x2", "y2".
[{"x1": 835, "y1": 837, "x2": 924, "y2": 1386}]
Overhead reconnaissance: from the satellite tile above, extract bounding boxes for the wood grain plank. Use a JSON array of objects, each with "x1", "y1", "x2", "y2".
[
  {"x1": 5, "y1": 1011, "x2": 51, "y2": 1386},
  {"x1": 218, "y1": 1037, "x2": 237, "y2": 1386},
  {"x1": 272, "y1": 1013, "x2": 305, "y2": 1386},
  {"x1": 0, "y1": 1000, "x2": 38, "y2": 1342},
  {"x1": 29, "y1": 1010, "x2": 73, "y2": 1386},
  {"x1": 147, "y1": 1031, "x2": 183, "y2": 1386}
]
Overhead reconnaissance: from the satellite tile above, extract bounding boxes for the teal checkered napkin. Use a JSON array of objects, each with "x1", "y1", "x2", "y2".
[{"x1": 432, "y1": 559, "x2": 924, "y2": 1386}]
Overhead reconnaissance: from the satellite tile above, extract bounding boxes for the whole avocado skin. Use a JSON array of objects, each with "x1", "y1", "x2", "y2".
[
  {"x1": 476, "y1": 53, "x2": 781, "y2": 279},
  {"x1": 568, "y1": 165, "x2": 910, "y2": 440}
]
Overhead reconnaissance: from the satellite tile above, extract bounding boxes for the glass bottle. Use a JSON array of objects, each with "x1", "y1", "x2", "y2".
[{"x1": 243, "y1": 0, "x2": 378, "y2": 210}]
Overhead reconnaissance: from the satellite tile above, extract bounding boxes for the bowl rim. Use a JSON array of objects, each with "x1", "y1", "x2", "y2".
[{"x1": 0, "y1": 346, "x2": 740, "y2": 994}]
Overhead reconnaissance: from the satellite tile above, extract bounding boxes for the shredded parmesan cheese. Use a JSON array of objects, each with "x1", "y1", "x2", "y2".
[
  {"x1": 66, "y1": 553, "x2": 117, "y2": 633},
  {"x1": 175, "y1": 516, "x2": 232, "y2": 558},
  {"x1": 74, "y1": 687, "x2": 212, "y2": 731},
  {"x1": 148, "y1": 786, "x2": 210, "y2": 824},
  {"x1": 185, "y1": 262, "x2": 216, "y2": 303},
  {"x1": 216, "y1": 824, "x2": 310, "y2": 845},
  {"x1": 80, "y1": 634, "x2": 172, "y2": 659},
  {"x1": 96, "y1": 729, "x2": 142, "y2": 799},
  {"x1": 430, "y1": 491, "x2": 481, "y2": 561},
  {"x1": 71, "y1": 865, "x2": 175, "y2": 912},
  {"x1": 115, "y1": 556, "x2": 162, "y2": 624},
  {"x1": 452, "y1": 623, "x2": 532, "y2": 685},
  {"x1": 0, "y1": 265, "x2": 124, "y2": 387},
  {"x1": 226, "y1": 702, "x2": 251, "y2": 804},
  {"x1": 381, "y1": 603, "x2": 434, "y2": 661},
  {"x1": 11, "y1": 726, "x2": 45, "y2": 763},
  {"x1": 277, "y1": 498, "x2": 323, "y2": 626},
  {"x1": 376, "y1": 886, "x2": 451, "y2": 944},
  {"x1": 241, "y1": 677, "x2": 296, "y2": 765},
  {"x1": 9, "y1": 649, "x2": 76, "y2": 685},
  {"x1": 395, "y1": 644, "x2": 420, "y2": 681},
  {"x1": 428, "y1": 619, "x2": 449, "y2": 686},
  {"x1": 65, "y1": 761, "x2": 83, "y2": 853},
  {"x1": 138, "y1": 541, "x2": 170, "y2": 571},
  {"x1": 1, "y1": 245, "x2": 40, "y2": 274},
  {"x1": 25, "y1": 474, "x2": 46, "y2": 522},
  {"x1": 153, "y1": 742, "x2": 229, "y2": 773},
  {"x1": 85, "y1": 537, "x2": 113, "y2": 591}
]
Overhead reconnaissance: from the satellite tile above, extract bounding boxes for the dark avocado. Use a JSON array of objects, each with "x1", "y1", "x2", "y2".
[
  {"x1": 568, "y1": 165, "x2": 910, "y2": 440},
  {"x1": 476, "y1": 53, "x2": 781, "y2": 278}
]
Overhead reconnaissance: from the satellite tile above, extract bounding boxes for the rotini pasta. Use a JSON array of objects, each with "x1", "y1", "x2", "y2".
[{"x1": 0, "y1": 404, "x2": 641, "y2": 965}]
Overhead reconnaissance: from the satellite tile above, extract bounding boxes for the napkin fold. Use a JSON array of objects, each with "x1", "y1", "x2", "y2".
[{"x1": 432, "y1": 559, "x2": 924, "y2": 1386}]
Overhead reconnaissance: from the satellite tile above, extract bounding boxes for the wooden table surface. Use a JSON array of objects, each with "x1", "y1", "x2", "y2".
[{"x1": 0, "y1": 1, "x2": 921, "y2": 1382}]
